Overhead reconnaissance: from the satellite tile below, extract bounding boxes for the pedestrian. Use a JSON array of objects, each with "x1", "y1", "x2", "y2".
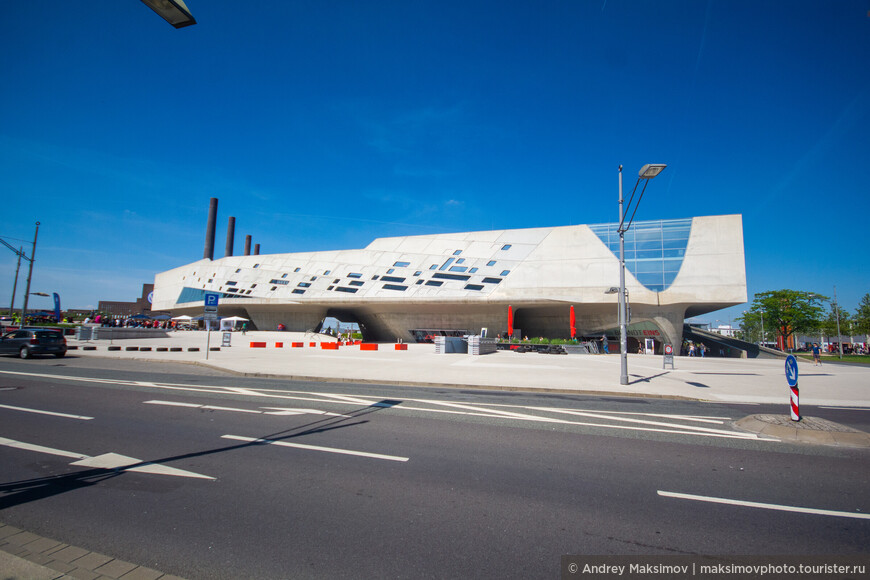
[
  {"x1": 812, "y1": 343, "x2": 821, "y2": 366},
  {"x1": 601, "y1": 334, "x2": 609, "y2": 354},
  {"x1": 241, "y1": 322, "x2": 247, "y2": 335},
  {"x1": 688, "y1": 343, "x2": 696, "y2": 357}
]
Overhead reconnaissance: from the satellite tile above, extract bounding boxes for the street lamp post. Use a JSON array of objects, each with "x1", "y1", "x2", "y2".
[{"x1": 618, "y1": 163, "x2": 667, "y2": 385}]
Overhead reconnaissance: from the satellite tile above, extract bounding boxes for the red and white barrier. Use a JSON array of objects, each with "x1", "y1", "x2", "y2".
[{"x1": 790, "y1": 385, "x2": 800, "y2": 421}]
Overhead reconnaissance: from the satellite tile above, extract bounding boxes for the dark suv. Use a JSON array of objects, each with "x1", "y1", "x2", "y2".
[{"x1": 0, "y1": 329, "x2": 67, "y2": 359}]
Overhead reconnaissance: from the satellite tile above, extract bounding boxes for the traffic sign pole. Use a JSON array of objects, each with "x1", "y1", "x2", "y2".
[
  {"x1": 204, "y1": 293, "x2": 220, "y2": 361},
  {"x1": 785, "y1": 355, "x2": 800, "y2": 422}
]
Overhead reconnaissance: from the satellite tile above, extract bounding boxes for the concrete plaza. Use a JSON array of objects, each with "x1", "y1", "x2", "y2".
[{"x1": 64, "y1": 330, "x2": 870, "y2": 408}]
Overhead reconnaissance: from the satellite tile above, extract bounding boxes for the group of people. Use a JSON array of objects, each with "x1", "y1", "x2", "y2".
[{"x1": 85, "y1": 316, "x2": 174, "y2": 329}]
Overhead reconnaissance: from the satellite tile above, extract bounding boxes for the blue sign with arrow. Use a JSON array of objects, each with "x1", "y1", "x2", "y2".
[{"x1": 785, "y1": 355, "x2": 799, "y2": 387}]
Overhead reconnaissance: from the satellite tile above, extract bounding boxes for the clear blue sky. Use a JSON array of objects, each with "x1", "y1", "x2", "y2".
[{"x1": 1, "y1": 1, "x2": 868, "y2": 327}]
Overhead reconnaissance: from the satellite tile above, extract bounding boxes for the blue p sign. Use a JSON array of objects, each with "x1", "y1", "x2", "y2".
[{"x1": 205, "y1": 293, "x2": 220, "y2": 307}]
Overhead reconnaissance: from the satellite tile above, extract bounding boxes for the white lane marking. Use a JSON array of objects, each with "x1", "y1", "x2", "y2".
[
  {"x1": 702, "y1": 401, "x2": 760, "y2": 406},
  {"x1": 221, "y1": 435, "x2": 409, "y2": 462},
  {"x1": 0, "y1": 436, "x2": 89, "y2": 460},
  {"x1": 820, "y1": 406, "x2": 870, "y2": 411},
  {"x1": 0, "y1": 403, "x2": 93, "y2": 421},
  {"x1": 529, "y1": 409, "x2": 730, "y2": 424},
  {"x1": 415, "y1": 399, "x2": 570, "y2": 423},
  {"x1": 144, "y1": 400, "x2": 348, "y2": 417},
  {"x1": 313, "y1": 393, "x2": 382, "y2": 406},
  {"x1": 1, "y1": 370, "x2": 762, "y2": 440},
  {"x1": 261, "y1": 407, "x2": 349, "y2": 417},
  {"x1": 657, "y1": 490, "x2": 870, "y2": 520},
  {"x1": 70, "y1": 453, "x2": 215, "y2": 479},
  {"x1": 537, "y1": 408, "x2": 748, "y2": 438},
  {"x1": 0, "y1": 436, "x2": 214, "y2": 480},
  {"x1": 144, "y1": 400, "x2": 261, "y2": 414},
  {"x1": 224, "y1": 387, "x2": 267, "y2": 397}
]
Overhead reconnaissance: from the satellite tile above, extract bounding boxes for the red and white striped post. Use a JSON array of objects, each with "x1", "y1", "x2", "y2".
[
  {"x1": 790, "y1": 385, "x2": 800, "y2": 421},
  {"x1": 785, "y1": 355, "x2": 800, "y2": 422}
]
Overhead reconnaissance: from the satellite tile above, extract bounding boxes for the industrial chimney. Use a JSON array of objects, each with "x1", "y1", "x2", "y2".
[
  {"x1": 203, "y1": 198, "x2": 218, "y2": 260},
  {"x1": 244, "y1": 235, "x2": 252, "y2": 256},
  {"x1": 225, "y1": 217, "x2": 236, "y2": 257}
]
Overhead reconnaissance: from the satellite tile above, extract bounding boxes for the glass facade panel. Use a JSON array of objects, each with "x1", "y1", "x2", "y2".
[
  {"x1": 635, "y1": 249, "x2": 663, "y2": 259},
  {"x1": 589, "y1": 217, "x2": 692, "y2": 292},
  {"x1": 661, "y1": 258, "x2": 683, "y2": 272},
  {"x1": 634, "y1": 259, "x2": 663, "y2": 274}
]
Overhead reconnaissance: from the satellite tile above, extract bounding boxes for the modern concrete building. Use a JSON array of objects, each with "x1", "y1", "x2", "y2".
[{"x1": 152, "y1": 212, "x2": 746, "y2": 352}]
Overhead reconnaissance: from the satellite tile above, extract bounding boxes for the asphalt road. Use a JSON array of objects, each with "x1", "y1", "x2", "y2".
[{"x1": 0, "y1": 357, "x2": 868, "y2": 579}]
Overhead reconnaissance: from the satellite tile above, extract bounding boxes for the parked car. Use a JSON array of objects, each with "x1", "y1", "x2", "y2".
[{"x1": 0, "y1": 329, "x2": 67, "y2": 358}]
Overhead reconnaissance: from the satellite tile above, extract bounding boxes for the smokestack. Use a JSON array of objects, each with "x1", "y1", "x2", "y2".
[
  {"x1": 225, "y1": 216, "x2": 235, "y2": 257},
  {"x1": 244, "y1": 235, "x2": 252, "y2": 256},
  {"x1": 203, "y1": 198, "x2": 218, "y2": 260},
  {"x1": 254, "y1": 244, "x2": 260, "y2": 255}
]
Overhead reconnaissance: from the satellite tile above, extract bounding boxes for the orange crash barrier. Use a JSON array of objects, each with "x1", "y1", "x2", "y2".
[
  {"x1": 250, "y1": 342, "x2": 267, "y2": 348},
  {"x1": 360, "y1": 343, "x2": 378, "y2": 351}
]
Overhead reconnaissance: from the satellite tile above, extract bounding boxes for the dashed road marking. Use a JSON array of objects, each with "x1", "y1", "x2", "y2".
[{"x1": 221, "y1": 434, "x2": 409, "y2": 462}]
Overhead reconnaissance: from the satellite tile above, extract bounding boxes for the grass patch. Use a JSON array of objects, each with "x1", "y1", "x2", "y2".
[{"x1": 796, "y1": 354, "x2": 870, "y2": 365}]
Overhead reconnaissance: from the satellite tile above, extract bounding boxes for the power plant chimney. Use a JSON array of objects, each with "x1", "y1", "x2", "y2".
[
  {"x1": 254, "y1": 244, "x2": 260, "y2": 255},
  {"x1": 203, "y1": 198, "x2": 218, "y2": 260},
  {"x1": 244, "y1": 235, "x2": 252, "y2": 256},
  {"x1": 225, "y1": 216, "x2": 235, "y2": 257}
]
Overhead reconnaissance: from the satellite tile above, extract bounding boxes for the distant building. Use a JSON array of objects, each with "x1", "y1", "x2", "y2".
[
  {"x1": 711, "y1": 325, "x2": 739, "y2": 338},
  {"x1": 152, "y1": 207, "x2": 747, "y2": 352},
  {"x1": 99, "y1": 284, "x2": 154, "y2": 317}
]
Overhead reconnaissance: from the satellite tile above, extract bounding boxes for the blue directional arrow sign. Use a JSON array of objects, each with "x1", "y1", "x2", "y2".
[
  {"x1": 204, "y1": 293, "x2": 220, "y2": 307},
  {"x1": 785, "y1": 355, "x2": 799, "y2": 387}
]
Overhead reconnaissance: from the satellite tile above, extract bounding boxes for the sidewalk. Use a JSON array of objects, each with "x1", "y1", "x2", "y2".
[
  {"x1": 0, "y1": 522, "x2": 183, "y2": 580},
  {"x1": 65, "y1": 331, "x2": 870, "y2": 408}
]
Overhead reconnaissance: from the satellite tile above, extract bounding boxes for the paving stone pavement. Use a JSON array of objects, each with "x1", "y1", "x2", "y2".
[{"x1": 0, "y1": 523, "x2": 183, "y2": 580}]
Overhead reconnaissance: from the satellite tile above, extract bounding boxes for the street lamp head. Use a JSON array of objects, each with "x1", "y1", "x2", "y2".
[
  {"x1": 605, "y1": 287, "x2": 620, "y2": 294},
  {"x1": 140, "y1": 0, "x2": 197, "y2": 28},
  {"x1": 30, "y1": 292, "x2": 49, "y2": 297},
  {"x1": 638, "y1": 164, "x2": 667, "y2": 179}
]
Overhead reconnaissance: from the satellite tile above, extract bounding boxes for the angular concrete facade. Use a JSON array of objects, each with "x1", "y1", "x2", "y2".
[{"x1": 152, "y1": 214, "x2": 746, "y2": 350}]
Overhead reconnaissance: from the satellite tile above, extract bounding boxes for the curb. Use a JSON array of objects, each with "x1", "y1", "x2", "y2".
[{"x1": 735, "y1": 415, "x2": 870, "y2": 448}]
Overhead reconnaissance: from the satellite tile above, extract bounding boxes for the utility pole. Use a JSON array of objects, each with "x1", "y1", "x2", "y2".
[
  {"x1": 9, "y1": 246, "x2": 22, "y2": 316},
  {"x1": 20, "y1": 222, "x2": 40, "y2": 327},
  {"x1": 834, "y1": 286, "x2": 843, "y2": 360}
]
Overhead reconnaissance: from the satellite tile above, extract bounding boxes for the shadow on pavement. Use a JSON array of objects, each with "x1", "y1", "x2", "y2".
[{"x1": 0, "y1": 399, "x2": 402, "y2": 510}]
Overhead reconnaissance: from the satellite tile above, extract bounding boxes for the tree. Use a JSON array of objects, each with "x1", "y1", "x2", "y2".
[
  {"x1": 821, "y1": 302, "x2": 852, "y2": 338},
  {"x1": 855, "y1": 294, "x2": 870, "y2": 336},
  {"x1": 736, "y1": 311, "x2": 764, "y2": 343},
  {"x1": 745, "y1": 290, "x2": 827, "y2": 347}
]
